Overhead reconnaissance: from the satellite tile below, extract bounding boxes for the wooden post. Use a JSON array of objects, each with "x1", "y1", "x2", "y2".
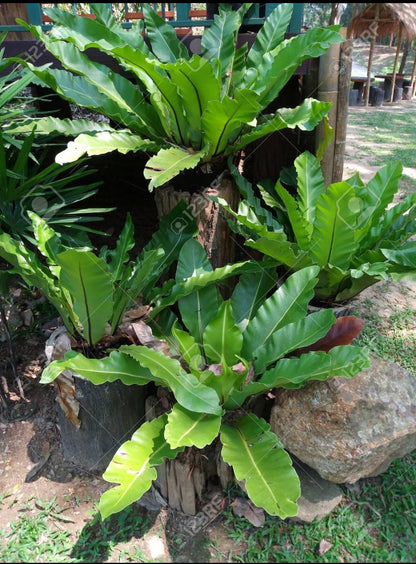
[
  {"x1": 315, "y1": 32, "x2": 342, "y2": 185},
  {"x1": 364, "y1": 4, "x2": 379, "y2": 107},
  {"x1": 333, "y1": 31, "x2": 352, "y2": 182},
  {"x1": 390, "y1": 26, "x2": 403, "y2": 103}
]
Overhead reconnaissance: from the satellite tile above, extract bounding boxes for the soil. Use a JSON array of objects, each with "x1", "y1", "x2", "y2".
[{"x1": 0, "y1": 101, "x2": 415, "y2": 563}]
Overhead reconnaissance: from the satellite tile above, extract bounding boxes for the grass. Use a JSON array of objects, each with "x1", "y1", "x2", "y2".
[
  {"x1": 353, "y1": 303, "x2": 416, "y2": 374},
  {"x1": 345, "y1": 105, "x2": 416, "y2": 170},
  {"x1": 0, "y1": 498, "x2": 154, "y2": 563},
  {"x1": 213, "y1": 450, "x2": 416, "y2": 563}
]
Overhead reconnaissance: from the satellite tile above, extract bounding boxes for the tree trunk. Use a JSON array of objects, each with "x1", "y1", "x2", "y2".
[
  {"x1": 145, "y1": 395, "x2": 233, "y2": 516},
  {"x1": 153, "y1": 169, "x2": 240, "y2": 270},
  {"x1": 328, "y1": 3, "x2": 343, "y2": 26}
]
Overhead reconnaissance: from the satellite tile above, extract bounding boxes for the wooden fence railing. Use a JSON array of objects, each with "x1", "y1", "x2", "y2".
[{"x1": 0, "y1": 3, "x2": 304, "y2": 36}]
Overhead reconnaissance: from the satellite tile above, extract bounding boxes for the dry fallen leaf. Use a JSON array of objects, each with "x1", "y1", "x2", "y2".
[
  {"x1": 319, "y1": 539, "x2": 334, "y2": 555},
  {"x1": 231, "y1": 497, "x2": 266, "y2": 527}
]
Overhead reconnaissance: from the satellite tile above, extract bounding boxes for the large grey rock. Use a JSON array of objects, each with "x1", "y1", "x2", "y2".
[{"x1": 270, "y1": 356, "x2": 416, "y2": 483}]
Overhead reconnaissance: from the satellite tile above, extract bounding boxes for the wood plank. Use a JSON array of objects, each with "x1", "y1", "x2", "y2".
[
  {"x1": 0, "y1": 3, "x2": 32, "y2": 40},
  {"x1": 125, "y1": 11, "x2": 174, "y2": 20}
]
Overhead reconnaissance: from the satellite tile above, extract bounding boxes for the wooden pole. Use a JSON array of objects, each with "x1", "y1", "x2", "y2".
[
  {"x1": 390, "y1": 26, "x2": 403, "y2": 102},
  {"x1": 316, "y1": 38, "x2": 342, "y2": 184},
  {"x1": 364, "y1": 4, "x2": 379, "y2": 107},
  {"x1": 333, "y1": 29, "x2": 352, "y2": 183}
]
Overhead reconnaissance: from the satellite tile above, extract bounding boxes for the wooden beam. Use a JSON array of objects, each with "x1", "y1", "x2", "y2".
[
  {"x1": 390, "y1": 26, "x2": 403, "y2": 102},
  {"x1": 364, "y1": 3, "x2": 379, "y2": 107}
]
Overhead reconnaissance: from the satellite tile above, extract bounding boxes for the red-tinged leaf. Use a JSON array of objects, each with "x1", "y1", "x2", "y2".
[{"x1": 293, "y1": 316, "x2": 365, "y2": 356}]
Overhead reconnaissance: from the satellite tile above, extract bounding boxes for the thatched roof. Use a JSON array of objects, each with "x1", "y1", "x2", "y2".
[{"x1": 348, "y1": 3, "x2": 416, "y2": 40}]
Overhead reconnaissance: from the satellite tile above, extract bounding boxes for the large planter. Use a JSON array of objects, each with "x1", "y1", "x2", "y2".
[{"x1": 45, "y1": 327, "x2": 147, "y2": 473}]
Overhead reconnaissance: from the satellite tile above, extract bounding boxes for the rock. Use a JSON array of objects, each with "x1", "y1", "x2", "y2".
[
  {"x1": 270, "y1": 356, "x2": 416, "y2": 483},
  {"x1": 290, "y1": 462, "x2": 343, "y2": 523}
]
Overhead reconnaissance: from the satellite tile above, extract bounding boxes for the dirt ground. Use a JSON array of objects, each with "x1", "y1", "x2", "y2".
[{"x1": 1, "y1": 102, "x2": 416, "y2": 563}]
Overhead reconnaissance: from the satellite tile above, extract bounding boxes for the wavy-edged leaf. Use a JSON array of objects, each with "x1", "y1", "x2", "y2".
[
  {"x1": 171, "y1": 321, "x2": 204, "y2": 372},
  {"x1": 27, "y1": 36, "x2": 162, "y2": 137},
  {"x1": 25, "y1": 62, "x2": 160, "y2": 139},
  {"x1": 120, "y1": 345, "x2": 222, "y2": 415},
  {"x1": 163, "y1": 56, "x2": 221, "y2": 148},
  {"x1": 354, "y1": 161, "x2": 403, "y2": 240},
  {"x1": 7, "y1": 116, "x2": 114, "y2": 138},
  {"x1": 39, "y1": 6, "x2": 150, "y2": 52},
  {"x1": 226, "y1": 165, "x2": 283, "y2": 231},
  {"x1": 100, "y1": 414, "x2": 184, "y2": 519},
  {"x1": 203, "y1": 301, "x2": 243, "y2": 366},
  {"x1": 381, "y1": 241, "x2": 416, "y2": 268},
  {"x1": 150, "y1": 259, "x2": 267, "y2": 321},
  {"x1": 274, "y1": 180, "x2": 311, "y2": 250},
  {"x1": 40, "y1": 349, "x2": 156, "y2": 386},
  {"x1": 111, "y1": 248, "x2": 165, "y2": 331},
  {"x1": 243, "y1": 266, "x2": 320, "y2": 358},
  {"x1": 201, "y1": 8, "x2": 241, "y2": 80},
  {"x1": 253, "y1": 309, "x2": 336, "y2": 373},
  {"x1": 165, "y1": 404, "x2": 222, "y2": 449},
  {"x1": 371, "y1": 195, "x2": 416, "y2": 250},
  {"x1": 202, "y1": 90, "x2": 261, "y2": 158},
  {"x1": 142, "y1": 4, "x2": 189, "y2": 62},
  {"x1": 294, "y1": 151, "x2": 326, "y2": 228},
  {"x1": 139, "y1": 200, "x2": 198, "y2": 299},
  {"x1": 56, "y1": 130, "x2": 158, "y2": 165},
  {"x1": 229, "y1": 99, "x2": 332, "y2": 154},
  {"x1": 144, "y1": 147, "x2": 207, "y2": 191},
  {"x1": 231, "y1": 269, "x2": 277, "y2": 331},
  {"x1": 0, "y1": 232, "x2": 75, "y2": 332},
  {"x1": 216, "y1": 196, "x2": 275, "y2": 236},
  {"x1": 246, "y1": 26, "x2": 344, "y2": 106},
  {"x1": 230, "y1": 42, "x2": 248, "y2": 89},
  {"x1": 101, "y1": 213, "x2": 135, "y2": 280},
  {"x1": 220, "y1": 415, "x2": 299, "y2": 518},
  {"x1": 245, "y1": 235, "x2": 312, "y2": 270},
  {"x1": 28, "y1": 211, "x2": 64, "y2": 268},
  {"x1": 174, "y1": 239, "x2": 221, "y2": 343},
  {"x1": 110, "y1": 45, "x2": 188, "y2": 143},
  {"x1": 247, "y1": 3, "x2": 293, "y2": 69},
  {"x1": 226, "y1": 345, "x2": 370, "y2": 408},
  {"x1": 309, "y1": 182, "x2": 357, "y2": 269},
  {"x1": 56, "y1": 249, "x2": 113, "y2": 345}
]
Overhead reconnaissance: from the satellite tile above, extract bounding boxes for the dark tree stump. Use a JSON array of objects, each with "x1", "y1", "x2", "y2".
[
  {"x1": 56, "y1": 375, "x2": 146, "y2": 473},
  {"x1": 46, "y1": 328, "x2": 147, "y2": 473}
]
